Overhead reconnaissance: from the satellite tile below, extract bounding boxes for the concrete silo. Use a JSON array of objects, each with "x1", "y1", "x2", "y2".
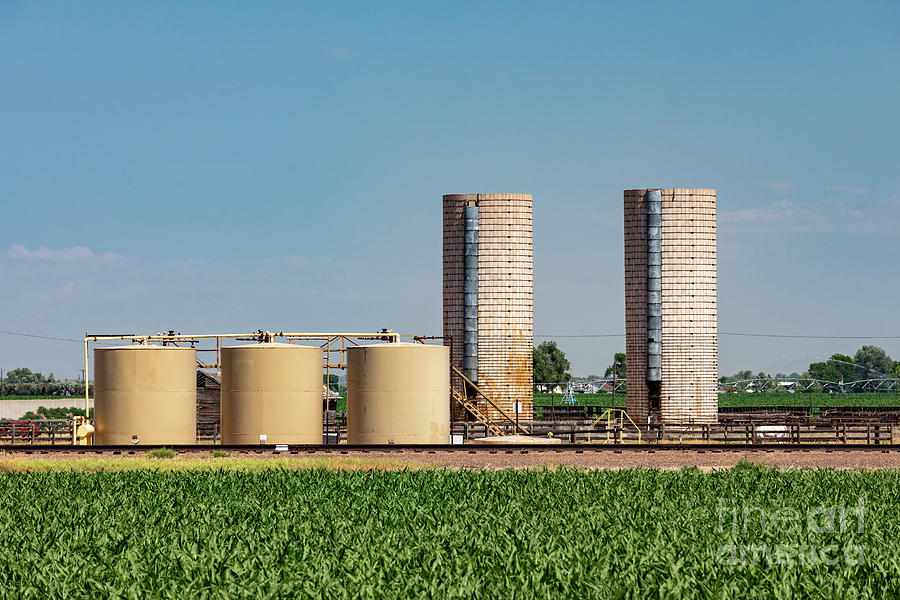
[
  {"x1": 624, "y1": 188, "x2": 718, "y2": 424},
  {"x1": 443, "y1": 193, "x2": 534, "y2": 422}
]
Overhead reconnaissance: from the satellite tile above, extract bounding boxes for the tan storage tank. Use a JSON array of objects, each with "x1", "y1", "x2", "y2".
[
  {"x1": 94, "y1": 345, "x2": 197, "y2": 445},
  {"x1": 221, "y1": 343, "x2": 324, "y2": 444},
  {"x1": 347, "y1": 343, "x2": 450, "y2": 444}
]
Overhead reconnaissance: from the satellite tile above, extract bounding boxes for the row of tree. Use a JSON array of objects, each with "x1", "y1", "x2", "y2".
[
  {"x1": 1, "y1": 368, "x2": 89, "y2": 397},
  {"x1": 21, "y1": 406, "x2": 93, "y2": 420},
  {"x1": 536, "y1": 342, "x2": 900, "y2": 389},
  {"x1": 809, "y1": 346, "x2": 899, "y2": 381},
  {"x1": 720, "y1": 346, "x2": 900, "y2": 383}
]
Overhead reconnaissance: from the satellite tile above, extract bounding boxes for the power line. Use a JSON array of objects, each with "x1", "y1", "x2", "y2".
[
  {"x1": 720, "y1": 332, "x2": 900, "y2": 340},
  {"x1": 535, "y1": 334, "x2": 624, "y2": 338},
  {"x1": 0, "y1": 330, "x2": 81, "y2": 343},
  {"x1": 535, "y1": 332, "x2": 900, "y2": 340}
]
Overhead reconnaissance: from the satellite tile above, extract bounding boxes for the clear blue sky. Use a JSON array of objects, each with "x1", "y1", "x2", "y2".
[{"x1": 1, "y1": 1, "x2": 898, "y2": 378}]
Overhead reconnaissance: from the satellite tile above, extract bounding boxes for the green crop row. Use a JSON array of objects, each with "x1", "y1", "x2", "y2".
[{"x1": 0, "y1": 467, "x2": 898, "y2": 598}]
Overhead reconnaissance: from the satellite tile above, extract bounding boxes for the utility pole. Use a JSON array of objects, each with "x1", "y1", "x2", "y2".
[{"x1": 611, "y1": 356, "x2": 618, "y2": 410}]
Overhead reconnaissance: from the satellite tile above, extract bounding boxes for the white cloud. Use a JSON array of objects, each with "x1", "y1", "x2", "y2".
[
  {"x1": 110, "y1": 284, "x2": 146, "y2": 301},
  {"x1": 5, "y1": 244, "x2": 124, "y2": 264},
  {"x1": 21, "y1": 280, "x2": 95, "y2": 303},
  {"x1": 826, "y1": 185, "x2": 870, "y2": 195},
  {"x1": 764, "y1": 181, "x2": 795, "y2": 192}
]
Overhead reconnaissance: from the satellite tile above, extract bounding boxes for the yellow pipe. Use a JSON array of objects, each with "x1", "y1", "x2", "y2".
[
  {"x1": 83, "y1": 335, "x2": 89, "y2": 419},
  {"x1": 86, "y1": 332, "x2": 402, "y2": 343}
]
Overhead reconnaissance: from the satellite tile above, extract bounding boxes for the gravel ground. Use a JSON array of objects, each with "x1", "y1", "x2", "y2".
[
  {"x1": 336, "y1": 448, "x2": 900, "y2": 470},
  {"x1": 4, "y1": 447, "x2": 900, "y2": 470}
]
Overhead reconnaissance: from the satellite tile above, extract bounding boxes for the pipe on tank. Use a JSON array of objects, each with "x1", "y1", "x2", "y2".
[
  {"x1": 645, "y1": 190, "x2": 662, "y2": 382},
  {"x1": 462, "y1": 201, "x2": 479, "y2": 382}
]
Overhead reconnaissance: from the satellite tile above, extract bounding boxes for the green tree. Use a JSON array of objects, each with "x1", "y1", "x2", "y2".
[
  {"x1": 809, "y1": 354, "x2": 856, "y2": 383},
  {"x1": 892, "y1": 361, "x2": 900, "y2": 379},
  {"x1": 828, "y1": 354, "x2": 856, "y2": 381},
  {"x1": 1, "y1": 367, "x2": 89, "y2": 397},
  {"x1": 533, "y1": 341, "x2": 571, "y2": 386},
  {"x1": 604, "y1": 353, "x2": 626, "y2": 379},
  {"x1": 853, "y1": 345, "x2": 894, "y2": 379},
  {"x1": 323, "y1": 374, "x2": 340, "y2": 391},
  {"x1": 6, "y1": 368, "x2": 42, "y2": 384},
  {"x1": 808, "y1": 361, "x2": 839, "y2": 382}
]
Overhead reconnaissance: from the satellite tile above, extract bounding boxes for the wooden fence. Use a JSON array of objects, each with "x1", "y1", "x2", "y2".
[
  {"x1": 0, "y1": 420, "x2": 72, "y2": 444},
  {"x1": 2, "y1": 417, "x2": 897, "y2": 446}
]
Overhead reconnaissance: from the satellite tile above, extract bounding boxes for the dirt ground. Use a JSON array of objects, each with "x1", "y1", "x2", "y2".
[
  {"x1": 315, "y1": 447, "x2": 900, "y2": 470},
  {"x1": 3, "y1": 447, "x2": 900, "y2": 471}
]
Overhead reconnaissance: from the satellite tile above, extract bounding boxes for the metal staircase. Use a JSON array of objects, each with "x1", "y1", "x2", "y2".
[
  {"x1": 451, "y1": 365, "x2": 530, "y2": 436},
  {"x1": 451, "y1": 386, "x2": 505, "y2": 436}
]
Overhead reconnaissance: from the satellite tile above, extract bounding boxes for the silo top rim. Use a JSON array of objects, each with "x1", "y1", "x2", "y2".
[
  {"x1": 624, "y1": 188, "x2": 716, "y2": 194},
  {"x1": 443, "y1": 193, "x2": 532, "y2": 200},
  {"x1": 94, "y1": 345, "x2": 196, "y2": 351}
]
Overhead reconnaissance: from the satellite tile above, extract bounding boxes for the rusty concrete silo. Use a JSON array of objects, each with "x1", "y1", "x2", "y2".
[
  {"x1": 220, "y1": 343, "x2": 324, "y2": 444},
  {"x1": 443, "y1": 193, "x2": 534, "y2": 423},
  {"x1": 624, "y1": 188, "x2": 718, "y2": 424},
  {"x1": 94, "y1": 345, "x2": 197, "y2": 444},
  {"x1": 346, "y1": 343, "x2": 450, "y2": 444}
]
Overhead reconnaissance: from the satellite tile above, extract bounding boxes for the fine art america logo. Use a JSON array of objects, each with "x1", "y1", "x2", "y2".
[{"x1": 716, "y1": 498, "x2": 867, "y2": 567}]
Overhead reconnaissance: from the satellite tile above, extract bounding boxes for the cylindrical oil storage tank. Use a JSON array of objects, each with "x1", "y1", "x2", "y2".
[
  {"x1": 347, "y1": 343, "x2": 450, "y2": 444},
  {"x1": 94, "y1": 345, "x2": 197, "y2": 445},
  {"x1": 220, "y1": 343, "x2": 324, "y2": 444}
]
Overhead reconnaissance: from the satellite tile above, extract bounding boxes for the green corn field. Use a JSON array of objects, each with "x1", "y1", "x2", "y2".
[{"x1": 0, "y1": 466, "x2": 898, "y2": 598}]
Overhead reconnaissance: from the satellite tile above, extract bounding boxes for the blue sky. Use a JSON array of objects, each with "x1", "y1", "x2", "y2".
[{"x1": 1, "y1": 1, "x2": 898, "y2": 378}]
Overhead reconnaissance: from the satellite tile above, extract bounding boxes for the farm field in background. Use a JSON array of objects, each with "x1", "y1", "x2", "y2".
[
  {"x1": 534, "y1": 392, "x2": 900, "y2": 408},
  {"x1": 0, "y1": 467, "x2": 897, "y2": 598}
]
